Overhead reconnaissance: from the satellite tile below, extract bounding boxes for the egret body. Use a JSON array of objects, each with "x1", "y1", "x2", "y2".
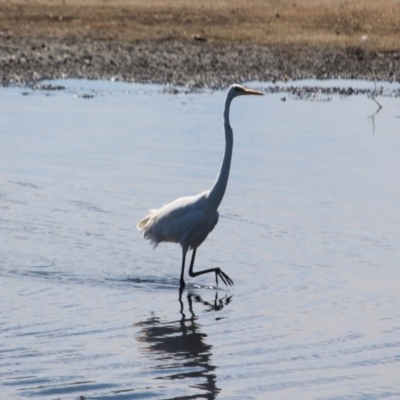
[{"x1": 137, "y1": 84, "x2": 263, "y2": 289}]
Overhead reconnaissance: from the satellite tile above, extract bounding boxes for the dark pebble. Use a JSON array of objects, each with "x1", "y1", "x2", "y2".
[{"x1": 1, "y1": 37, "x2": 400, "y2": 89}]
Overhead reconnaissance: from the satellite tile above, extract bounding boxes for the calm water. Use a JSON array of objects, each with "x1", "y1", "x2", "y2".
[{"x1": 1, "y1": 80, "x2": 400, "y2": 399}]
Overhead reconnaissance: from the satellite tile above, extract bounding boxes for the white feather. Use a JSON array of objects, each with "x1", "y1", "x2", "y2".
[{"x1": 137, "y1": 84, "x2": 263, "y2": 288}]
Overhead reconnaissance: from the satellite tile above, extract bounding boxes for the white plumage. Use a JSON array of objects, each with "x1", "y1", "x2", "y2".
[{"x1": 137, "y1": 84, "x2": 263, "y2": 290}]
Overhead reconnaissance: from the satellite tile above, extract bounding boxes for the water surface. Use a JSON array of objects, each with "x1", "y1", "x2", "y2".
[{"x1": 1, "y1": 80, "x2": 400, "y2": 399}]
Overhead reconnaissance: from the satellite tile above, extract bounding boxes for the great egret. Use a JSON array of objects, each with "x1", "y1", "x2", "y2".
[{"x1": 137, "y1": 84, "x2": 263, "y2": 290}]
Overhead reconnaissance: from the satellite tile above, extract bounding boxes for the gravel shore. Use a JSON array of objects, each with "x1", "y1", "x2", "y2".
[{"x1": 1, "y1": 36, "x2": 400, "y2": 88}]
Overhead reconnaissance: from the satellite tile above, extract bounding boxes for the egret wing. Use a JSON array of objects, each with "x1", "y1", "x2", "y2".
[{"x1": 159, "y1": 209, "x2": 205, "y2": 243}]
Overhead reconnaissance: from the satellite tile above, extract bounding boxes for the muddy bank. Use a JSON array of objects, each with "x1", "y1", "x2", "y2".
[{"x1": 1, "y1": 36, "x2": 400, "y2": 87}]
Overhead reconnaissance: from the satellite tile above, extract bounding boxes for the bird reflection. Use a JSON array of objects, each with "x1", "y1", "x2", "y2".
[{"x1": 134, "y1": 291, "x2": 233, "y2": 399}]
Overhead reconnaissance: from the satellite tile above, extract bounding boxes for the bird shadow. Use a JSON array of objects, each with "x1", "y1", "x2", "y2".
[
  {"x1": 180, "y1": 290, "x2": 234, "y2": 314},
  {"x1": 132, "y1": 291, "x2": 233, "y2": 399}
]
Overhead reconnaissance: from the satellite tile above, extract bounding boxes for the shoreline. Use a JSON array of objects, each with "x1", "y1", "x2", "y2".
[
  {"x1": 2, "y1": 0, "x2": 400, "y2": 88},
  {"x1": 1, "y1": 36, "x2": 400, "y2": 88}
]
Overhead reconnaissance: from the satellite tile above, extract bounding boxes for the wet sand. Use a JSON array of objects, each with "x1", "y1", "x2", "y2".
[{"x1": 1, "y1": 0, "x2": 400, "y2": 87}]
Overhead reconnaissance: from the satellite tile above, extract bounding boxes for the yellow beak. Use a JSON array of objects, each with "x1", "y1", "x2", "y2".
[{"x1": 243, "y1": 87, "x2": 264, "y2": 96}]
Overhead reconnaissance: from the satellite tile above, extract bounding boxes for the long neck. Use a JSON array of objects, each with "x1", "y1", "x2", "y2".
[{"x1": 208, "y1": 96, "x2": 234, "y2": 210}]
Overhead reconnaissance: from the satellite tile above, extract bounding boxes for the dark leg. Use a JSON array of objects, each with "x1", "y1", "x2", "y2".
[
  {"x1": 188, "y1": 248, "x2": 234, "y2": 287},
  {"x1": 180, "y1": 251, "x2": 186, "y2": 289},
  {"x1": 189, "y1": 248, "x2": 197, "y2": 274}
]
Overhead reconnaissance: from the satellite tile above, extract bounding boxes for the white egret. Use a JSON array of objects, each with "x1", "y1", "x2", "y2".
[{"x1": 137, "y1": 84, "x2": 263, "y2": 289}]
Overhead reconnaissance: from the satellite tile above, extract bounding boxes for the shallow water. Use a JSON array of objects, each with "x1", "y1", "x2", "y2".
[{"x1": 1, "y1": 80, "x2": 400, "y2": 399}]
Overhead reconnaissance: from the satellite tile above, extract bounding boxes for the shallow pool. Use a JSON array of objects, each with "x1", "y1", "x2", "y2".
[{"x1": 1, "y1": 79, "x2": 399, "y2": 399}]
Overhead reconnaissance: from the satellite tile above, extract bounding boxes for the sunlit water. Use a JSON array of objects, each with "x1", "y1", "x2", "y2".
[{"x1": 1, "y1": 79, "x2": 400, "y2": 399}]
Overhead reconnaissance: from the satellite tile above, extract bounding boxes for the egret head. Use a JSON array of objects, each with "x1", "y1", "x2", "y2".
[{"x1": 228, "y1": 84, "x2": 264, "y2": 101}]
